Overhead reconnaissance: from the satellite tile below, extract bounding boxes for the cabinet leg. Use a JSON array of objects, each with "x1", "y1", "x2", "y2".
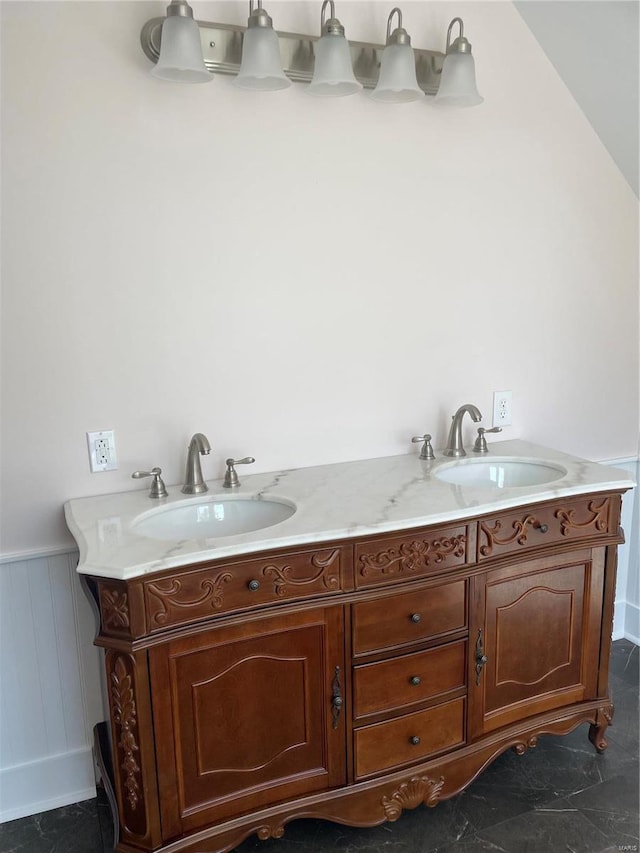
[
  {"x1": 93, "y1": 722, "x2": 119, "y2": 850},
  {"x1": 588, "y1": 703, "x2": 614, "y2": 753}
]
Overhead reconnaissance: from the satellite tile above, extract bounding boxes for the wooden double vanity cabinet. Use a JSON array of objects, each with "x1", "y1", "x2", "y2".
[{"x1": 82, "y1": 485, "x2": 628, "y2": 853}]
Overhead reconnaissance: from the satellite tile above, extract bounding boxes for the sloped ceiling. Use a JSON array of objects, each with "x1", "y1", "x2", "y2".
[{"x1": 514, "y1": 0, "x2": 639, "y2": 197}]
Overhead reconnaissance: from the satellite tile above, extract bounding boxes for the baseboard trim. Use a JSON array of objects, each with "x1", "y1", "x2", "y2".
[
  {"x1": 0, "y1": 747, "x2": 96, "y2": 823},
  {"x1": 622, "y1": 600, "x2": 640, "y2": 646}
]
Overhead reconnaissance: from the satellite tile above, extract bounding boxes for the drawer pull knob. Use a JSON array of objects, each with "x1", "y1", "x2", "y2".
[
  {"x1": 410, "y1": 613, "x2": 422, "y2": 624},
  {"x1": 536, "y1": 522, "x2": 549, "y2": 533},
  {"x1": 410, "y1": 676, "x2": 421, "y2": 686},
  {"x1": 247, "y1": 579, "x2": 260, "y2": 591},
  {"x1": 410, "y1": 735, "x2": 421, "y2": 746}
]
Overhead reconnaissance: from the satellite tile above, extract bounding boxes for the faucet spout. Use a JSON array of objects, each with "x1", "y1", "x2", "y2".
[
  {"x1": 443, "y1": 404, "x2": 482, "y2": 458},
  {"x1": 182, "y1": 432, "x2": 211, "y2": 494}
]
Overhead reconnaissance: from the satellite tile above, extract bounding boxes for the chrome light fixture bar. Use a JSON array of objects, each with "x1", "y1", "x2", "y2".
[{"x1": 140, "y1": 10, "x2": 446, "y2": 94}]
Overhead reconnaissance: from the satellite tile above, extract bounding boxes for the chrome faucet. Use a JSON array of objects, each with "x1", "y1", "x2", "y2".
[
  {"x1": 182, "y1": 432, "x2": 211, "y2": 494},
  {"x1": 443, "y1": 404, "x2": 483, "y2": 457}
]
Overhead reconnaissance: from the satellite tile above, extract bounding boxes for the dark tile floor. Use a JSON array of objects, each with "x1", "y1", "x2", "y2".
[{"x1": 2, "y1": 640, "x2": 637, "y2": 853}]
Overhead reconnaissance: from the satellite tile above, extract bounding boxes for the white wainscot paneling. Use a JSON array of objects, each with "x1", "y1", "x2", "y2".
[
  {"x1": 0, "y1": 551, "x2": 104, "y2": 823},
  {"x1": 609, "y1": 457, "x2": 640, "y2": 644}
]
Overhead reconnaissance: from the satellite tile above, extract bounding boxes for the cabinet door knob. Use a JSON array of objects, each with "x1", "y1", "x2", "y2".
[
  {"x1": 536, "y1": 522, "x2": 549, "y2": 533},
  {"x1": 410, "y1": 613, "x2": 422, "y2": 624},
  {"x1": 410, "y1": 735, "x2": 421, "y2": 746},
  {"x1": 410, "y1": 675, "x2": 421, "y2": 686},
  {"x1": 247, "y1": 579, "x2": 260, "y2": 591}
]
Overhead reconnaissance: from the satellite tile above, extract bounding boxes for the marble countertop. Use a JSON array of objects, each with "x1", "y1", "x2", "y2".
[{"x1": 64, "y1": 440, "x2": 635, "y2": 580}]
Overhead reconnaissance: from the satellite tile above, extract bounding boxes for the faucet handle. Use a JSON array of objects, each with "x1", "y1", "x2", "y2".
[
  {"x1": 223, "y1": 457, "x2": 256, "y2": 489},
  {"x1": 411, "y1": 434, "x2": 435, "y2": 460},
  {"x1": 132, "y1": 467, "x2": 169, "y2": 498},
  {"x1": 473, "y1": 427, "x2": 502, "y2": 454}
]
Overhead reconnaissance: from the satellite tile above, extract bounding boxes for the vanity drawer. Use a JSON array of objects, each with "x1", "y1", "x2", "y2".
[
  {"x1": 354, "y1": 697, "x2": 465, "y2": 779},
  {"x1": 478, "y1": 495, "x2": 617, "y2": 562},
  {"x1": 353, "y1": 641, "x2": 466, "y2": 720},
  {"x1": 143, "y1": 544, "x2": 347, "y2": 633},
  {"x1": 351, "y1": 580, "x2": 467, "y2": 656},
  {"x1": 354, "y1": 522, "x2": 472, "y2": 590}
]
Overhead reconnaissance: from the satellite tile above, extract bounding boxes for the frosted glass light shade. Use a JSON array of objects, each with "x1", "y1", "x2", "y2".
[
  {"x1": 151, "y1": 14, "x2": 211, "y2": 83},
  {"x1": 370, "y1": 43, "x2": 423, "y2": 103},
  {"x1": 234, "y1": 26, "x2": 291, "y2": 91},
  {"x1": 434, "y1": 52, "x2": 483, "y2": 106},
  {"x1": 307, "y1": 33, "x2": 362, "y2": 97}
]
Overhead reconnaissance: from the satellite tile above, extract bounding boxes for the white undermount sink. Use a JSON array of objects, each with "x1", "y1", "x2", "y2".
[
  {"x1": 131, "y1": 496, "x2": 296, "y2": 541},
  {"x1": 435, "y1": 457, "x2": 567, "y2": 488}
]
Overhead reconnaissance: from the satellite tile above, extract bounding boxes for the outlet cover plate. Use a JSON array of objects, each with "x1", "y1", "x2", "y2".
[
  {"x1": 87, "y1": 430, "x2": 117, "y2": 472},
  {"x1": 492, "y1": 391, "x2": 512, "y2": 427}
]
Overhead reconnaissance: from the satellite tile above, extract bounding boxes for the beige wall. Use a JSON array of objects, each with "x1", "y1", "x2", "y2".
[{"x1": 1, "y1": 1, "x2": 638, "y2": 554}]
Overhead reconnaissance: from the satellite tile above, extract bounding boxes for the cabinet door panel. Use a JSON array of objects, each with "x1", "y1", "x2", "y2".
[
  {"x1": 185, "y1": 636, "x2": 317, "y2": 786},
  {"x1": 150, "y1": 607, "x2": 345, "y2": 834},
  {"x1": 469, "y1": 549, "x2": 603, "y2": 739}
]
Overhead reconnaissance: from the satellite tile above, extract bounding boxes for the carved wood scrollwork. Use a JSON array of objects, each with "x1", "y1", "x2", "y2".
[
  {"x1": 147, "y1": 573, "x2": 233, "y2": 626},
  {"x1": 359, "y1": 536, "x2": 466, "y2": 578},
  {"x1": 513, "y1": 735, "x2": 538, "y2": 755},
  {"x1": 262, "y1": 549, "x2": 341, "y2": 596},
  {"x1": 479, "y1": 516, "x2": 541, "y2": 557},
  {"x1": 382, "y1": 775, "x2": 445, "y2": 821},
  {"x1": 600, "y1": 704, "x2": 614, "y2": 725},
  {"x1": 555, "y1": 499, "x2": 609, "y2": 536},
  {"x1": 256, "y1": 824, "x2": 285, "y2": 840},
  {"x1": 110, "y1": 656, "x2": 141, "y2": 812},
  {"x1": 101, "y1": 588, "x2": 130, "y2": 630}
]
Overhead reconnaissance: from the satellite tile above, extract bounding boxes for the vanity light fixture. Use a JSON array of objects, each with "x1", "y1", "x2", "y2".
[
  {"x1": 434, "y1": 17, "x2": 483, "y2": 107},
  {"x1": 234, "y1": 0, "x2": 291, "y2": 91},
  {"x1": 150, "y1": 0, "x2": 212, "y2": 83},
  {"x1": 307, "y1": 0, "x2": 362, "y2": 98},
  {"x1": 140, "y1": 5, "x2": 482, "y2": 106},
  {"x1": 370, "y1": 7, "x2": 423, "y2": 103}
]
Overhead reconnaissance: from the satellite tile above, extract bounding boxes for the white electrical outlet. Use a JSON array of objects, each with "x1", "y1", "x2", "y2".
[
  {"x1": 492, "y1": 391, "x2": 512, "y2": 427},
  {"x1": 87, "y1": 430, "x2": 117, "y2": 472}
]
